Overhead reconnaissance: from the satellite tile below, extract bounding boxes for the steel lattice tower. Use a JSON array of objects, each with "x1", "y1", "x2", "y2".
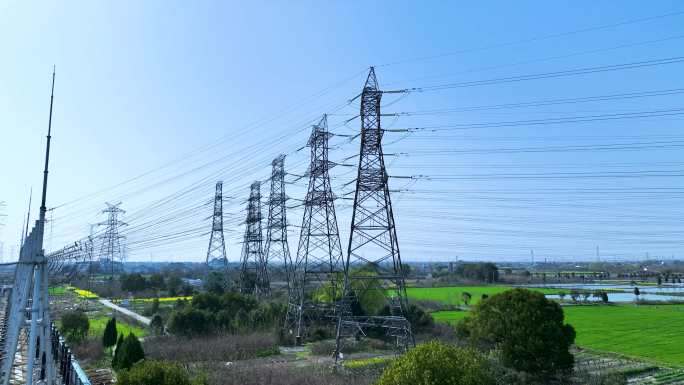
[
  {"x1": 98, "y1": 202, "x2": 127, "y2": 277},
  {"x1": 1, "y1": 67, "x2": 57, "y2": 385},
  {"x1": 239, "y1": 181, "x2": 268, "y2": 294},
  {"x1": 264, "y1": 155, "x2": 292, "y2": 287},
  {"x1": 284, "y1": 115, "x2": 344, "y2": 344},
  {"x1": 206, "y1": 181, "x2": 228, "y2": 269},
  {"x1": 335, "y1": 67, "x2": 413, "y2": 358}
]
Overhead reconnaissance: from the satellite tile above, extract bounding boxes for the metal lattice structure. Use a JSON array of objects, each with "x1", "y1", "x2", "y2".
[
  {"x1": 0, "y1": 68, "x2": 92, "y2": 385},
  {"x1": 97, "y1": 202, "x2": 127, "y2": 277},
  {"x1": 264, "y1": 156, "x2": 292, "y2": 289},
  {"x1": 206, "y1": 181, "x2": 228, "y2": 269},
  {"x1": 284, "y1": 115, "x2": 344, "y2": 344},
  {"x1": 239, "y1": 182, "x2": 268, "y2": 295},
  {"x1": 334, "y1": 67, "x2": 413, "y2": 358}
]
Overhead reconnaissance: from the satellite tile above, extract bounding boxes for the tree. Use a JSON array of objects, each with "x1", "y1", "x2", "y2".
[
  {"x1": 456, "y1": 289, "x2": 575, "y2": 379},
  {"x1": 61, "y1": 310, "x2": 90, "y2": 343},
  {"x1": 581, "y1": 291, "x2": 591, "y2": 302},
  {"x1": 102, "y1": 317, "x2": 118, "y2": 349},
  {"x1": 376, "y1": 341, "x2": 494, "y2": 385},
  {"x1": 166, "y1": 276, "x2": 184, "y2": 296},
  {"x1": 204, "y1": 271, "x2": 227, "y2": 295},
  {"x1": 114, "y1": 333, "x2": 145, "y2": 371},
  {"x1": 455, "y1": 263, "x2": 499, "y2": 283},
  {"x1": 150, "y1": 314, "x2": 164, "y2": 335},
  {"x1": 570, "y1": 289, "x2": 580, "y2": 302},
  {"x1": 461, "y1": 292, "x2": 472, "y2": 306},
  {"x1": 168, "y1": 308, "x2": 211, "y2": 336},
  {"x1": 144, "y1": 297, "x2": 160, "y2": 316},
  {"x1": 120, "y1": 273, "x2": 149, "y2": 293},
  {"x1": 149, "y1": 273, "x2": 166, "y2": 290},
  {"x1": 112, "y1": 333, "x2": 125, "y2": 368},
  {"x1": 117, "y1": 360, "x2": 207, "y2": 385}
]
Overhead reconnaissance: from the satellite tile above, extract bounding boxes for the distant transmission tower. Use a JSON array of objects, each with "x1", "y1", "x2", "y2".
[
  {"x1": 206, "y1": 181, "x2": 228, "y2": 269},
  {"x1": 335, "y1": 68, "x2": 413, "y2": 358},
  {"x1": 239, "y1": 181, "x2": 268, "y2": 294},
  {"x1": 264, "y1": 155, "x2": 292, "y2": 288},
  {"x1": 98, "y1": 202, "x2": 127, "y2": 278},
  {"x1": 284, "y1": 115, "x2": 344, "y2": 344},
  {"x1": 85, "y1": 224, "x2": 97, "y2": 290}
]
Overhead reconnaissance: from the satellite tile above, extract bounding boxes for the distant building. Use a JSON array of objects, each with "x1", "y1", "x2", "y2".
[{"x1": 183, "y1": 278, "x2": 203, "y2": 288}]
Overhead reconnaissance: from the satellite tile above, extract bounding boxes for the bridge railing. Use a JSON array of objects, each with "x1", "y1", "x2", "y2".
[{"x1": 50, "y1": 324, "x2": 92, "y2": 385}]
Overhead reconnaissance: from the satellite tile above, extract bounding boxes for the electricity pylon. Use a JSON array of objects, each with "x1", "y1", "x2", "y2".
[
  {"x1": 334, "y1": 67, "x2": 413, "y2": 359},
  {"x1": 239, "y1": 181, "x2": 268, "y2": 295},
  {"x1": 206, "y1": 181, "x2": 228, "y2": 269},
  {"x1": 284, "y1": 115, "x2": 344, "y2": 344},
  {"x1": 97, "y1": 202, "x2": 127, "y2": 278},
  {"x1": 264, "y1": 155, "x2": 292, "y2": 288},
  {"x1": 0, "y1": 67, "x2": 57, "y2": 385}
]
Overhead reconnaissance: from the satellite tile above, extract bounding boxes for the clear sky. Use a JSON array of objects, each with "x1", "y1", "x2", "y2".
[{"x1": 1, "y1": 1, "x2": 683, "y2": 263}]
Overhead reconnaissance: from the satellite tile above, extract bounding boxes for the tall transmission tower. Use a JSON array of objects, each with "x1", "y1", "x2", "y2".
[
  {"x1": 1, "y1": 66, "x2": 57, "y2": 385},
  {"x1": 98, "y1": 202, "x2": 127, "y2": 278},
  {"x1": 335, "y1": 67, "x2": 413, "y2": 358},
  {"x1": 206, "y1": 181, "x2": 228, "y2": 269},
  {"x1": 239, "y1": 181, "x2": 268, "y2": 294},
  {"x1": 284, "y1": 115, "x2": 344, "y2": 344},
  {"x1": 264, "y1": 155, "x2": 292, "y2": 288}
]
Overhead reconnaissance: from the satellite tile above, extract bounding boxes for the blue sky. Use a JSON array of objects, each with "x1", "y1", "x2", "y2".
[{"x1": 1, "y1": 1, "x2": 683, "y2": 263}]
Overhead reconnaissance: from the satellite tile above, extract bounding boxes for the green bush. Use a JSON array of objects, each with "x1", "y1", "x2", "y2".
[
  {"x1": 376, "y1": 341, "x2": 494, "y2": 385},
  {"x1": 168, "y1": 292, "x2": 285, "y2": 336},
  {"x1": 60, "y1": 310, "x2": 89, "y2": 343},
  {"x1": 117, "y1": 360, "x2": 207, "y2": 385}
]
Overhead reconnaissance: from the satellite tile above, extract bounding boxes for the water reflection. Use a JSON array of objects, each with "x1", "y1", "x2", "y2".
[{"x1": 527, "y1": 283, "x2": 684, "y2": 303}]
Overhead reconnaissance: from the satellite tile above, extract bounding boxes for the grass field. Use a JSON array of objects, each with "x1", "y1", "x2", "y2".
[
  {"x1": 406, "y1": 286, "x2": 559, "y2": 306},
  {"x1": 89, "y1": 317, "x2": 147, "y2": 338},
  {"x1": 564, "y1": 305, "x2": 684, "y2": 366},
  {"x1": 432, "y1": 304, "x2": 684, "y2": 367},
  {"x1": 431, "y1": 310, "x2": 470, "y2": 324}
]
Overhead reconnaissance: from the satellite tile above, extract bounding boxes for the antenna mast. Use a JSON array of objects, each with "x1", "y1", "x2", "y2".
[{"x1": 39, "y1": 66, "x2": 56, "y2": 227}]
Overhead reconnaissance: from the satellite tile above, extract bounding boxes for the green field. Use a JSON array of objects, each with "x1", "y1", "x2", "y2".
[
  {"x1": 431, "y1": 310, "x2": 470, "y2": 324},
  {"x1": 564, "y1": 305, "x2": 684, "y2": 366},
  {"x1": 432, "y1": 304, "x2": 684, "y2": 366},
  {"x1": 406, "y1": 286, "x2": 558, "y2": 306},
  {"x1": 89, "y1": 317, "x2": 147, "y2": 338}
]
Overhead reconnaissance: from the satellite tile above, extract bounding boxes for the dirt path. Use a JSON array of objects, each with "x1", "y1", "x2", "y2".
[{"x1": 99, "y1": 298, "x2": 151, "y2": 325}]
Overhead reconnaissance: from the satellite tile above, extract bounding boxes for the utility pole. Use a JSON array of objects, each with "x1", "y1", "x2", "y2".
[
  {"x1": 284, "y1": 116, "x2": 344, "y2": 344},
  {"x1": 239, "y1": 182, "x2": 268, "y2": 295},
  {"x1": 335, "y1": 68, "x2": 413, "y2": 359},
  {"x1": 264, "y1": 155, "x2": 292, "y2": 288},
  {"x1": 97, "y1": 202, "x2": 127, "y2": 278},
  {"x1": 206, "y1": 181, "x2": 228, "y2": 269}
]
